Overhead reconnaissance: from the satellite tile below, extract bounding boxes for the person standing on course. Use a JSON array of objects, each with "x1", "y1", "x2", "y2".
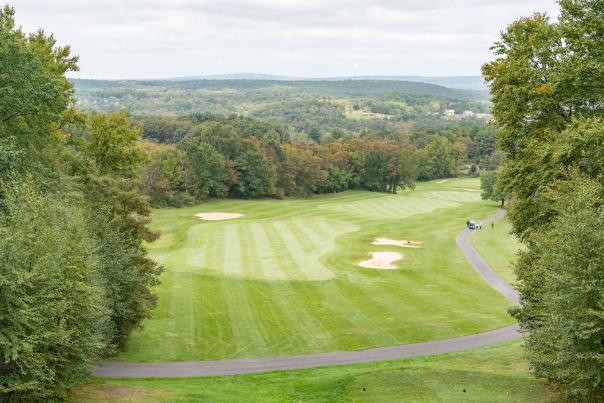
[{"x1": 491, "y1": 221, "x2": 495, "y2": 230}]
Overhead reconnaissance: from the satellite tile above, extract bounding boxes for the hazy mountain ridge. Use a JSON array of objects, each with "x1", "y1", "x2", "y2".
[
  {"x1": 165, "y1": 73, "x2": 487, "y2": 91},
  {"x1": 71, "y1": 78, "x2": 488, "y2": 100}
]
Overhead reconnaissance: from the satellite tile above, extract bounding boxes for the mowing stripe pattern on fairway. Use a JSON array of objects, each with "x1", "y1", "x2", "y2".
[
  {"x1": 113, "y1": 180, "x2": 516, "y2": 363},
  {"x1": 169, "y1": 218, "x2": 358, "y2": 281},
  {"x1": 320, "y1": 190, "x2": 478, "y2": 218},
  {"x1": 93, "y1": 207, "x2": 520, "y2": 378}
]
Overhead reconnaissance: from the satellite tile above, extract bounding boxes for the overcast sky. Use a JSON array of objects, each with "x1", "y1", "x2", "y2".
[{"x1": 12, "y1": 0, "x2": 560, "y2": 79}]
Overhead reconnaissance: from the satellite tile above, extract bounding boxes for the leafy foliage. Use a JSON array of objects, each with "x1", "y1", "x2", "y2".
[
  {"x1": 417, "y1": 136, "x2": 457, "y2": 180},
  {"x1": 72, "y1": 76, "x2": 493, "y2": 153},
  {"x1": 128, "y1": 107, "x2": 497, "y2": 201},
  {"x1": 0, "y1": 187, "x2": 109, "y2": 400},
  {"x1": 141, "y1": 119, "x2": 423, "y2": 203},
  {"x1": 483, "y1": 0, "x2": 604, "y2": 398},
  {"x1": 511, "y1": 175, "x2": 604, "y2": 399},
  {"x1": 180, "y1": 139, "x2": 230, "y2": 199},
  {"x1": 73, "y1": 78, "x2": 488, "y2": 119},
  {"x1": 86, "y1": 110, "x2": 145, "y2": 177},
  {"x1": 480, "y1": 171, "x2": 507, "y2": 206},
  {"x1": 0, "y1": 7, "x2": 161, "y2": 399}
]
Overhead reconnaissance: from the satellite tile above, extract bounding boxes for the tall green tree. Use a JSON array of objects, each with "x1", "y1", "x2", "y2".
[
  {"x1": 77, "y1": 107, "x2": 163, "y2": 350},
  {"x1": 0, "y1": 7, "x2": 163, "y2": 398},
  {"x1": 483, "y1": 1, "x2": 604, "y2": 398},
  {"x1": 279, "y1": 143, "x2": 327, "y2": 196},
  {"x1": 398, "y1": 148, "x2": 418, "y2": 191},
  {"x1": 81, "y1": 174, "x2": 162, "y2": 349},
  {"x1": 180, "y1": 138, "x2": 229, "y2": 199},
  {"x1": 511, "y1": 174, "x2": 604, "y2": 399},
  {"x1": 198, "y1": 122, "x2": 242, "y2": 160},
  {"x1": 141, "y1": 143, "x2": 191, "y2": 207},
  {"x1": 480, "y1": 170, "x2": 507, "y2": 206},
  {"x1": 86, "y1": 110, "x2": 145, "y2": 177},
  {"x1": 417, "y1": 136, "x2": 457, "y2": 180},
  {"x1": 363, "y1": 149, "x2": 389, "y2": 192},
  {"x1": 0, "y1": 5, "x2": 74, "y2": 150},
  {"x1": 231, "y1": 140, "x2": 271, "y2": 198},
  {"x1": 0, "y1": 187, "x2": 109, "y2": 399}
]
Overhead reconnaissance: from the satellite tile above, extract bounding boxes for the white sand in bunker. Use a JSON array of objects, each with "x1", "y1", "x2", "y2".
[
  {"x1": 436, "y1": 179, "x2": 449, "y2": 184},
  {"x1": 372, "y1": 238, "x2": 422, "y2": 248},
  {"x1": 359, "y1": 252, "x2": 403, "y2": 270},
  {"x1": 195, "y1": 212, "x2": 244, "y2": 221}
]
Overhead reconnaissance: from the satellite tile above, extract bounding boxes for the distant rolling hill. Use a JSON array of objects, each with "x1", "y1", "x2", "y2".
[
  {"x1": 70, "y1": 78, "x2": 490, "y2": 119},
  {"x1": 167, "y1": 74, "x2": 488, "y2": 91},
  {"x1": 72, "y1": 78, "x2": 487, "y2": 101}
]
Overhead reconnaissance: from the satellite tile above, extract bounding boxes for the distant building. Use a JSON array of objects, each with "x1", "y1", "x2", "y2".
[
  {"x1": 362, "y1": 112, "x2": 391, "y2": 119},
  {"x1": 462, "y1": 110, "x2": 475, "y2": 117},
  {"x1": 476, "y1": 113, "x2": 493, "y2": 122},
  {"x1": 444, "y1": 109, "x2": 455, "y2": 116}
]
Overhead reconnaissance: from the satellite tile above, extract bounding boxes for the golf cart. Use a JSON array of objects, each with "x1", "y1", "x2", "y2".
[{"x1": 467, "y1": 220, "x2": 480, "y2": 230}]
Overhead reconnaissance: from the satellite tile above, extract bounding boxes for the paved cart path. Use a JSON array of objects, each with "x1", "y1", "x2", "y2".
[
  {"x1": 455, "y1": 209, "x2": 520, "y2": 305},
  {"x1": 93, "y1": 209, "x2": 520, "y2": 378}
]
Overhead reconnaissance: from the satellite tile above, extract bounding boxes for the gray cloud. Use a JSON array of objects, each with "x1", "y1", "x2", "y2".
[{"x1": 11, "y1": 0, "x2": 560, "y2": 78}]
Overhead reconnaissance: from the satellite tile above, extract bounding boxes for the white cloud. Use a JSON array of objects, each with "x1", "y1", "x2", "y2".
[{"x1": 9, "y1": 0, "x2": 560, "y2": 78}]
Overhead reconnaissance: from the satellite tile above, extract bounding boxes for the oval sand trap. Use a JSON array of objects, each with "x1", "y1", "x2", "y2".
[
  {"x1": 195, "y1": 212, "x2": 244, "y2": 221},
  {"x1": 372, "y1": 238, "x2": 422, "y2": 248},
  {"x1": 359, "y1": 252, "x2": 403, "y2": 270}
]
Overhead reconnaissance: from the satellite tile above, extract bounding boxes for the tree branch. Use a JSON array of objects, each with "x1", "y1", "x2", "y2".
[{"x1": 2, "y1": 111, "x2": 20, "y2": 123}]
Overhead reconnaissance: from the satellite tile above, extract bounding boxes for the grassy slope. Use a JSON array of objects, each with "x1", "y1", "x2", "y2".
[
  {"x1": 117, "y1": 179, "x2": 515, "y2": 362},
  {"x1": 469, "y1": 216, "x2": 522, "y2": 283},
  {"x1": 75, "y1": 342, "x2": 549, "y2": 402}
]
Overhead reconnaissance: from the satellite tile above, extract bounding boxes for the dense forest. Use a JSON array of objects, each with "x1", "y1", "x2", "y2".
[
  {"x1": 72, "y1": 78, "x2": 497, "y2": 207},
  {"x1": 72, "y1": 78, "x2": 491, "y2": 134},
  {"x1": 66, "y1": 45, "x2": 500, "y2": 210},
  {"x1": 136, "y1": 112, "x2": 497, "y2": 207},
  {"x1": 0, "y1": 6, "x2": 161, "y2": 399},
  {"x1": 483, "y1": 0, "x2": 604, "y2": 399}
]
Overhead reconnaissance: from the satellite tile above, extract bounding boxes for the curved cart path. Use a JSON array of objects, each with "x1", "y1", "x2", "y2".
[
  {"x1": 455, "y1": 209, "x2": 520, "y2": 305},
  {"x1": 93, "y1": 209, "x2": 520, "y2": 378}
]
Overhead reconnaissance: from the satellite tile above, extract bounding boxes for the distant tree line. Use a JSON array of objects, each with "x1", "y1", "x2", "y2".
[
  {"x1": 71, "y1": 75, "x2": 491, "y2": 141},
  {"x1": 72, "y1": 77, "x2": 489, "y2": 117},
  {"x1": 0, "y1": 7, "x2": 161, "y2": 400},
  {"x1": 137, "y1": 112, "x2": 497, "y2": 206}
]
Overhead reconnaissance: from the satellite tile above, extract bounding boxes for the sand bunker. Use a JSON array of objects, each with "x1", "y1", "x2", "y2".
[
  {"x1": 454, "y1": 188, "x2": 481, "y2": 192},
  {"x1": 195, "y1": 212, "x2": 244, "y2": 221},
  {"x1": 372, "y1": 238, "x2": 422, "y2": 248},
  {"x1": 436, "y1": 179, "x2": 449, "y2": 184},
  {"x1": 359, "y1": 252, "x2": 403, "y2": 270}
]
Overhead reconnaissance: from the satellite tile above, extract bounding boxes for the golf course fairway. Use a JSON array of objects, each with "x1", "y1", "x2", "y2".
[{"x1": 117, "y1": 179, "x2": 515, "y2": 362}]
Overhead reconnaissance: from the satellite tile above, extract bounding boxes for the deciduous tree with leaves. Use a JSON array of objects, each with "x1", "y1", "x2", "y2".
[
  {"x1": 0, "y1": 7, "x2": 162, "y2": 399},
  {"x1": 483, "y1": 0, "x2": 604, "y2": 398}
]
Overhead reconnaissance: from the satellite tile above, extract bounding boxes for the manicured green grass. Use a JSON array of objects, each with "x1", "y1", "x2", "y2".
[
  {"x1": 75, "y1": 342, "x2": 550, "y2": 402},
  {"x1": 469, "y1": 216, "x2": 522, "y2": 283},
  {"x1": 438, "y1": 177, "x2": 482, "y2": 190},
  {"x1": 117, "y1": 179, "x2": 515, "y2": 362}
]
